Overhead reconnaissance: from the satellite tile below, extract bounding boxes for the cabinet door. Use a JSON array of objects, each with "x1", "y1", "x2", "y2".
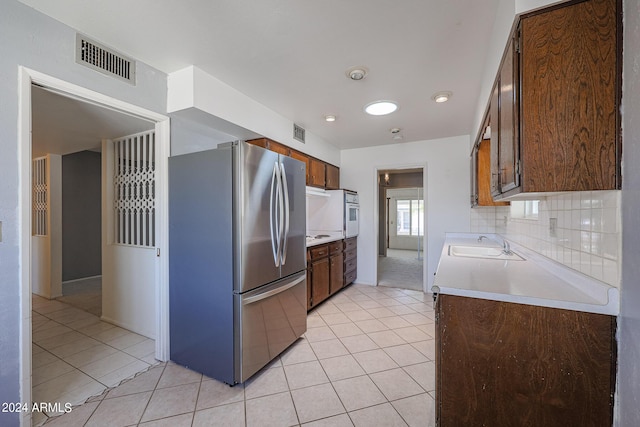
[
  {"x1": 308, "y1": 158, "x2": 326, "y2": 188},
  {"x1": 325, "y1": 164, "x2": 340, "y2": 190},
  {"x1": 489, "y1": 82, "x2": 500, "y2": 197},
  {"x1": 498, "y1": 35, "x2": 520, "y2": 193},
  {"x1": 470, "y1": 144, "x2": 478, "y2": 207},
  {"x1": 520, "y1": 0, "x2": 619, "y2": 191},
  {"x1": 437, "y1": 294, "x2": 615, "y2": 426},
  {"x1": 310, "y1": 257, "x2": 330, "y2": 306},
  {"x1": 290, "y1": 150, "x2": 310, "y2": 185},
  {"x1": 478, "y1": 140, "x2": 509, "y2": 206},
  {"x1": 329, "y1": 252, "x2": 344, "y2": 294},
  {"x1": 306, "y1": 268, "x2": 312, "y2": 310}
]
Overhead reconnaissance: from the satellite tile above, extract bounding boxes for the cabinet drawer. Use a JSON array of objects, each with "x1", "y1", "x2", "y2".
[
  {"x1": 344, "y1": 248, "x2": 357, "y2": 261},
  {"x1": 329, "y1": 241, "x2": 343, "y2": 255},
  {"x1": 344, "y1": 257, "x2": 357, "y2": 273},
  {"x1": 344, "y1": 268, "x2": 357, "y2": 285},
  {"x1": 309, "y1": 245, "x2": 329, "y2": 259},
  {"x1": 344, "y1": 237, "x2": 357, "y2": 251}
]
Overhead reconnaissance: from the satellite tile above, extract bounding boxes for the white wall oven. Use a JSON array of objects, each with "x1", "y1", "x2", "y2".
[{"x1": 344, "y1": 191, "x2": 359, "y2": 238}]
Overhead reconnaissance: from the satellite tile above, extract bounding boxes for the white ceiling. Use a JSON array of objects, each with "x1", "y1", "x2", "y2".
[
  {"x1": 31, "y1": 85, "x2": 155, "y2": 157},
  {"x1": 21, "y1": 0, "x2": 500, "y2": 150}
]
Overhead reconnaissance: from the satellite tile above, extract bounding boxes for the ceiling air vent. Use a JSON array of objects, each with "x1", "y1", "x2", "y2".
[
  {"x1": 293, "y1": 123, "x2": 306, "y2": 143},
  {"x1": 75, "y1": 34, "x2": 136, "y2": 84}
]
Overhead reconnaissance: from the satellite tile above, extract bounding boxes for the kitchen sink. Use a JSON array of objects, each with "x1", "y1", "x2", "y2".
[{"x1": 448, "y1": 245, "x2": 525, "y2": 261}]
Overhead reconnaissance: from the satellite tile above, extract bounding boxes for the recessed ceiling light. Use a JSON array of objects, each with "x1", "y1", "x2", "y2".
[
  {"x1": 364, "y1": 100, "x2": 398, "y2": 116},
  {"x1": 346, "y1": 66, "x2": 368, "y2": 81},
  {"x1": 325, "y1": 115, "x2": 336, "y2": 122},
  {"x1": 432, "y1": 91, "x2": 453, "y2": 103}
]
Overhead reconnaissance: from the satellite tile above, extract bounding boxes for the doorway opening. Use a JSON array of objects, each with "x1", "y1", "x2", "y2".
[
  {"x1": 377, "y1": 168, "x2": 425, "y2": 291},
  {"x1": 20, "y1": 68, "x2": 170, "y2": 426}
]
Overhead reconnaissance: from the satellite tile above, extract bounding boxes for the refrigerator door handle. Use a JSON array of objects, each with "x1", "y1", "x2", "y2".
[
  {"x1": 279, "y1": 162, "x2": 290, "y2": 264},
  {"x1": 242, "y1": 274, "x2": 305, "y2": 305},
  {"x1": 269, "y1": 162, "x2": 280, "y2": 267},
  {"x1": 275, "y1": 161, "x2": 285, "y2": 266}
]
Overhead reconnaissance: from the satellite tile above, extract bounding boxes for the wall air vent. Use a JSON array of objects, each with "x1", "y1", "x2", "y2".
[
  {"x1": 75, "y1": 34, "x2": 136, "y2": 84},
  {"x1": 293, "y1": 123, "x2": 306, "y2": 143}
]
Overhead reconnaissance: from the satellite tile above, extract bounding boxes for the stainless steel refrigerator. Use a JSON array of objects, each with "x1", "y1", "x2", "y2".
[{"x1": 169, "y1": 141, "x2": 307, "y2": 384}]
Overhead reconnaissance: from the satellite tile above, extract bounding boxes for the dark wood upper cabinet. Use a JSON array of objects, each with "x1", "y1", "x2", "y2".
[
  {"x1": 491, "y1": 0, "x2": 621, "y2": 199},
  {"x1": 308, "y1": 157, "x2": 326, "y2": 188},
  {"x1": 246, "y1": 138, "x2": 290, "y2": 156},
  {"x1": 248, "y1": 138, "x2": 340, "y2": 189},
  {"x1": 474, "y1": 139, "x2": 509, "y2": 206},
  {"x1": 498, "y1": 34, "x2": 520, "y2": 194},
  {"x1": 325, "y1": 163, "x2": 340, "y2": 190}
]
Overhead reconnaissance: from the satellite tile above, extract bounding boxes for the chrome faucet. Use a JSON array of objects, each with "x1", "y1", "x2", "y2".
[
  {"x1": 477, "y1": 235, "x2": 489, "y2": 243},
  {"x1": 502, "y1": 239, "x2": 512, "y2": 255}
]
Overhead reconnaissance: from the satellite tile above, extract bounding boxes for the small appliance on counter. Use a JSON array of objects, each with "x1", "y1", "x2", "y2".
[{"x1": 169, "y1": 141, "x2": 307, "y2": 385}]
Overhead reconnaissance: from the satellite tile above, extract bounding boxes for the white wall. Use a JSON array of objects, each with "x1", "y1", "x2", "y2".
[
  {"x1": 168, "y1": 66, "x2": 341, "y2": 165},
  {"x1": 0, "y1": 2, "x2": 167, "y2": 424},
  {"x1": 340, "y1": 135, "x2": 471, "y2": 290},
  {"x1": 618, "y1": 0, "x2": 640, "y2": 424}
]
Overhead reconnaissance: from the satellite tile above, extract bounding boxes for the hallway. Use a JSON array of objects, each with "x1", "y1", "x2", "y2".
[{"x1": 378, "y1": 249, "x2": 424, "y2": 291}]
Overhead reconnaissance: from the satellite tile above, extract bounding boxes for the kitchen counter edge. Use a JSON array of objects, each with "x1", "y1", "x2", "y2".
[{"x1": 432, "y1": 232, "x2": 619, "y2": 316}]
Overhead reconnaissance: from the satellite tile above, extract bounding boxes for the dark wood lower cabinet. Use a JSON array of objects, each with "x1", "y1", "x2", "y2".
[
  {"x1": 329, "y1": 252, "x2": 344, "y2": 294},
  {"x1": 435, "y1": 294, "x2": 616, "y2": 427},
  {"x1": 310, "y1": 257, "x2": 329, "y2": 307},
  {"x1": 307, "y1": 238, "x2": 357, "y2": 310}
]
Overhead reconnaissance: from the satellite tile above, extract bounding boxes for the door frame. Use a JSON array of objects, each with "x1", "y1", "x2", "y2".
[
  {"x1": 18, "y1": 67, "x2": 171, "y2": 419},
  {"x1": 373, "y1": 164, "x2": 428, "y2": 292}
]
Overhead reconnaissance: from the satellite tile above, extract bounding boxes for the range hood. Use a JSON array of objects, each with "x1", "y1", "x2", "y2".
[{"x1": 305, "y1": 186, "x2": 329, "y2": 198}]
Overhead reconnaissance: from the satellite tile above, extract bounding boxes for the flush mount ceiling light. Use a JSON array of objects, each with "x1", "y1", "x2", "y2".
[
  {"x1": 364, "y1": 100, "x2": 398, "y2": 116},
  {"x1": 346, "y1": 66, "x2": 368, "y2": 81},
  {"x1": 432, "y1": 91, "x2": 453, "y2": 103},
  {"x1": 324, "y1": 115, "x2": 337, "y2": 122}
]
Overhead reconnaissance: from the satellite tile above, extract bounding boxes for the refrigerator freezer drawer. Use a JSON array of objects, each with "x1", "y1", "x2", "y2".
[{"x1": 238, "y1": 272, "x2": 307, "y2": 383}]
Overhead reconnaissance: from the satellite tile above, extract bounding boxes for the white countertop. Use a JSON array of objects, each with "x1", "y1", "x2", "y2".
[
  {"x1": 306, "y1": 230, "x2": 343, "y2": 247},
  {"x1": 432, "y1": 233, "x2": 619, "y2": 315}
]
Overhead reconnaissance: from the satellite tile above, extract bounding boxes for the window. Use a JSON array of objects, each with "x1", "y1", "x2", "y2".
[
  {"x1": 397, "y1": 199, "x2": 424, "y2": 236},
  {"x1": 510, "y1": 200, "x2": 539, "y2": 219}
]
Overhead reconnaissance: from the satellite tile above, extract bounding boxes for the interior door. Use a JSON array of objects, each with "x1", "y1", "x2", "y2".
[{"x1": 102, "y1": 130, "x2": 157, "y2": 338}]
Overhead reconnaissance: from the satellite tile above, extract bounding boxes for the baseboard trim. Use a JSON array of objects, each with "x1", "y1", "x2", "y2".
[
  {"x1": 100, "y1": 314, "x2": 155, "y2": 340},
  {"x1": 62, "y1": 275, "x2": 102, "y2": 285}
]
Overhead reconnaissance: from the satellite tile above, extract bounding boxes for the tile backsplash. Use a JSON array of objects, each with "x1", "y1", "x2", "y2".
[{"x1": 471, "y1": 191, "x2": 621, "y2": 288}]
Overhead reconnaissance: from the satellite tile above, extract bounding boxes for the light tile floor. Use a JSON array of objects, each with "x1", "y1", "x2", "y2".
[
  {"x1": 42, "y1": 284, "x2": 436, "y2": 426},
  {"x1": 32, "y1": 295, "x2": 157, "y2": 426}
]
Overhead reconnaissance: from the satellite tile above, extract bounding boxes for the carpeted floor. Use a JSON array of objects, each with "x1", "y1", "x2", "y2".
[{"x1": 378, "y1": 249, "x2": 424, "y2": 291}]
